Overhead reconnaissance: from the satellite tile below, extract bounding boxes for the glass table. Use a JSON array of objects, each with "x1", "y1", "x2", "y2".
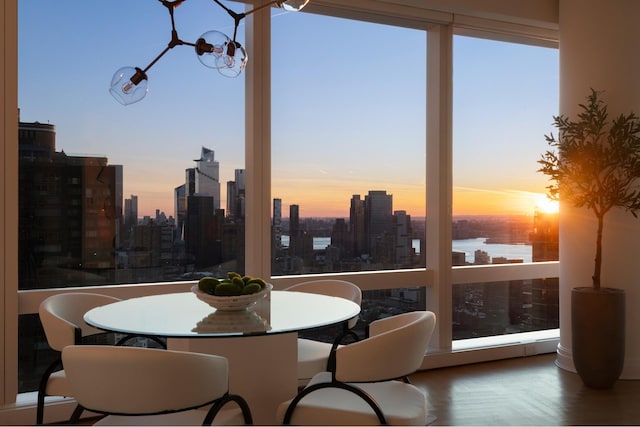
[{"x1": 84, "y1": 290, "x2": 360, "y2": 424}]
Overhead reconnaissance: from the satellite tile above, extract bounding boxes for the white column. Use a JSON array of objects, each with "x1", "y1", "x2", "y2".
[
  {"x1": 426, "y1": 23, "x2": 454, "y2": 351},
  {"x1": 244, "y1": 1, "x2": 272, "y2": 280},
  {"x1": 557, "y1": 0, "x2": 640, "y2": 378}
]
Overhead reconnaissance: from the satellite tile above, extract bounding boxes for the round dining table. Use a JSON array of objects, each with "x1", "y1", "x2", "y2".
[{"x1": 84, "y1": 289, "x2": 361, "y2": 424}]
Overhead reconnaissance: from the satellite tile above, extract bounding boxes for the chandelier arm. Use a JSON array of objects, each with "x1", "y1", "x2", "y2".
[
  {"x1": 142, "y1": 0, "x2": 198, "y2": 74},
  {"x1": 170, "y1": 9, "x2": 178, "y2": 32},
  {"x1": 232, "y1": 16, "x2": 241, "y2": 42},
  {"x1": 141, "y1": 46, "x2": 172, "y2": 74},
  {"x1": 211, "y1": 0, "x2": 236, "y2": 17},
  {"x1": 160, "y1": 0, "x2": 186, "y2": 31}
]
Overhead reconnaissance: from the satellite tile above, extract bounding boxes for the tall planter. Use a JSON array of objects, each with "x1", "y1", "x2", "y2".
[{"x1": 571, "y1": 287, "x2": 625, "y2": 388}]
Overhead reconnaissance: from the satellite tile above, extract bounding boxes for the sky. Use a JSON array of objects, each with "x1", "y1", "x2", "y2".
[{"x1": 17, "y1": 0, "x2": 559, "y2": 219}]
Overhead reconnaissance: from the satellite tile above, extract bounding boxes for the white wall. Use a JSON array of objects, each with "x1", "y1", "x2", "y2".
[{"x1": 557, "y1": 0, "x2": 640, "y2": 379}]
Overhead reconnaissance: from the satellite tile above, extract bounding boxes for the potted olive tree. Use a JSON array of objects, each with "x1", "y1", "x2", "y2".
[{"x1": 538, "y1": 89, "x2": 640, "y2": 388}]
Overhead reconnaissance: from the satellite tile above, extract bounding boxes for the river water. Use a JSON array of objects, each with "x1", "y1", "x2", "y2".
[{"x1": 281, "y1": 236, "x2": 532, "y2": 263}]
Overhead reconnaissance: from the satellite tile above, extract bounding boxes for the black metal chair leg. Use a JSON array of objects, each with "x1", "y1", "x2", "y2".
[
  {"x1": 36, "y1": 358, "x2": 63, "y2": 424},
  {"x1": 69, "y1": 403, "x2": 85, "y2": 424}
]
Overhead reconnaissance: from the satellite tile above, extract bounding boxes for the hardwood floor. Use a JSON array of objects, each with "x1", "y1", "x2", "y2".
[
  {"x1": 55, "y1": 353, "x2": 640, "y2": 426},
  {"x1": 410, "y1": 353, "x2": 640, "y2": 426}
]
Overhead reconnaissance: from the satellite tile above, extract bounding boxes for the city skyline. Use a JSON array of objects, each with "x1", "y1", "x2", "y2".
[
  {"x1": 127, "y1": 143, "x2": 559, "y2": 221},
  {"x1": 18, "y1": 0, "x2": 559, "y2": 219}
]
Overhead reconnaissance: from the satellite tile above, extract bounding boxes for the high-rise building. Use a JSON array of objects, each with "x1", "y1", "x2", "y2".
[
  {"x1": 273, "y1": 198, "x2": 282, "y2": 248},
  {"x1": 349, "y1": 195, "x2": 366, "y2": 257},
  {"x1": 18, "y1": 120, "x2": 122, "y2": 288},
  {"x1": 226, "y1": 169, "x2": 246, "y2": 220},
  {"x1": 235, "y1": 169, "x2": 245, "y2": 191},
  {"x1": 393, "y1": 210, "x2": 412, "y2": 266},
  {"x1": 123, "y1": 194, "x2": 138, "y2": 248},
  {"x1": 289, "y1": 204, "x2": 300, "y2": 256},
  {"x1": 174, "y1": 184, "x2": 186, "y2": 240},
  {"x1": 185, "y1": 195, "x2": 216, "y2": 268},
  {"x1": 364, "y1": 190, "x2": 393, "y2": 260},
  {"x1": 226, "y1": 181, "x2": 237, "y2": 218},
  {"x1": 221, "y1": 212, "x2": 244, "y2": 273},
  {"x1": 180, "y1": 167, "x2": 197, "y2": 241},
  {"x1": 330, "y1": 218, "x2": 349, "y2": 259},
  {"x1": 185, "y1": 168, "x2": 196, "y2": 196},
  {"x1": 124, "y1": 195, "x2": 138, "y2": 226},
  {"x1": 193, "y1": 146, "x2": 221, "y2": 210},
  {"x1": 235, "y1": 169, "x2": 245, "y2": 218}
]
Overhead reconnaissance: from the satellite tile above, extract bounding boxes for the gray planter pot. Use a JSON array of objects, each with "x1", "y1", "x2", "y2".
[{"x1": 571, "y1": 286, "x2": 625, "y2": 389}]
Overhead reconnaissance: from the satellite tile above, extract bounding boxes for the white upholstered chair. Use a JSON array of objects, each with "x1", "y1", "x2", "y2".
[
  {"x1": 277, "y1": 310, "x2": 436, "y2": 426},
  {"x1": 284, "y1": 279, "x2": 362, "y2": 387},
  {"x1": 62, "y1": 345, "x2": 253, "y2": 426},
  {"x1": 37, "y1": 292, "x2": 122, "y2": 424},
  {"x1": 37, "y1": 292, "x2": 165, "y2": 424}
]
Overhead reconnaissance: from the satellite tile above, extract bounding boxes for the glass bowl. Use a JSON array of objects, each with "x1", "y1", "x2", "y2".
[{"x1": 191, "y1": 283, "x2": 272, "y2": 311}]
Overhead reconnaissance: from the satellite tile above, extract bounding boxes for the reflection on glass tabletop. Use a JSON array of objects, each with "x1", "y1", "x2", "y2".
[{"x1": 84, "y1": 290, "x2": 360, "y2": 338}]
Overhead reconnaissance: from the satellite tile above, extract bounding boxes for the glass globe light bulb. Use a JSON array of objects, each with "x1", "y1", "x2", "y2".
[
  {"x1": 277, "y1": 0, "x2": 309, "y2": 12},
  {"x1": 109, "y1": 66, "x2": 148, "y2": 106},
  {"x1": 217, "y1": 41, "x2": 248, "y2": 78},
  {"x1": 196, "y1": 31, "x2": 232, "y2": 69}
]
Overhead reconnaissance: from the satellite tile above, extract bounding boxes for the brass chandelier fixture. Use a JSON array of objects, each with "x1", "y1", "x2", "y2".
[{"x1": 109, "y1": 0, "x2": 309, "y2": 105}]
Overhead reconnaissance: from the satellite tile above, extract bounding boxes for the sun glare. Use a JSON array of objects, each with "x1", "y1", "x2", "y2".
[{"x1": 536, "y1": 194, "x2": 559, "y2": 214}]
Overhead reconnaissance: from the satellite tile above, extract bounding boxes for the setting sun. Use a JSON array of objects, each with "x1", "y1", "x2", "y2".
[{"x1": 535, "y1": 194, "x2": 559, "y2": 214}]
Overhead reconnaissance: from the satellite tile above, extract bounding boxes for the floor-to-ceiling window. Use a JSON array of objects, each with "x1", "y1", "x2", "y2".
[
  {"x1": 271, "y1": 12, "x2": 428, "y2": 327},
  {"x1": 3, "y1": 1, "x2": 559, "y2": 420},
  {"x1": 452, "y1": 34, "x2": 560, "y2": 340},
  {"x1": 17, "y1": 0, "x2": 247, "y2": 393}
]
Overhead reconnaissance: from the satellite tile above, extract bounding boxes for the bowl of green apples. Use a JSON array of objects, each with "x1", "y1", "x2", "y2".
[{"x1": 191, "y1": 272, "x2": 272, "y2": 311}]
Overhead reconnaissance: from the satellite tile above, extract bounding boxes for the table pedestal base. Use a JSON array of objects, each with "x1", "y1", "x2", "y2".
[{"x1": 168, "y1": 333, "x2": 298, "y2": 425}]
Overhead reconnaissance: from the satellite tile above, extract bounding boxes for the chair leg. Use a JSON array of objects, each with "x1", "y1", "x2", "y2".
[
  {"x1": 68, "y1": 404, "x2": 85, "y2": 424},
  {"x1": 282, "y1": 381, "x2": 388, "y2": 425},
  {"x1": 36, "y1": 358, "x2": 63, "y2": 424},
  {"x1": 203, "y1": 394, "x2": 253, "y2": 425},
  {"x1": 36, "y1": 392, "x2": 45, "y2": 425}
]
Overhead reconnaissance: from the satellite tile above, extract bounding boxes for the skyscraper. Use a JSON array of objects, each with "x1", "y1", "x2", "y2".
[
  {"x1": 185, "y1": 195, "x2": 215, "y2": 268},
  {"x1": 289, "y1": 204, "x2": 300, "y2": 257},
  {"x1": 185, "y1": 168, "x2": 196, "y2": 196},
  {"x1": 123, "y1": 194, "x2": 138, "y2": 247},
  {"x1": 124, "y1": 195, "x2": 138, "y2": 226},
  {"x1": 227, "y1": 169, "x2": 246, "y2": 220},
  {"x1": 18, "y1": 120, "x2": 122, "y2": 287},
  {"x1": 174, "y1": 184, "x2": 186, "y2": 240},
  {"x1": 393, "y1": 210, "x2": 412, "y2": 266},
  {"x1": 330, "y1": 218, "x2": 350, "y2": 260},
  {"x1": 364, "y1": 190, "x2": 393, "y2": 260},
  {"x1": 273, "y1": 198, "x2": 282, "y2": 248},
  {"x1": 235, "y1": 169, "x2": 245, "y2": 219},
  {"x1": 349, "y1": 195, "x2": 366, "y2": 258},
  {"x1": 193, "y1": 146, "x2": 221, "y2": 210}
]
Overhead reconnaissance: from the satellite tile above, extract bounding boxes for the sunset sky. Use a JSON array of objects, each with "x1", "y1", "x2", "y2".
[{"x1": 18, "y1": 0, "x2": 559, "y2": 219}]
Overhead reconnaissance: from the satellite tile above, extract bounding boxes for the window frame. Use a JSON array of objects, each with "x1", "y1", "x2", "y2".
[{"x1": 2, "y1": 0, "x2": 560, "y2": 416}]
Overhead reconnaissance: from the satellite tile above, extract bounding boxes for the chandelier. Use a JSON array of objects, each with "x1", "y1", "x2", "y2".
[{"x1": 109, "y1": 0, "x2": 309, "y2": 106}]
